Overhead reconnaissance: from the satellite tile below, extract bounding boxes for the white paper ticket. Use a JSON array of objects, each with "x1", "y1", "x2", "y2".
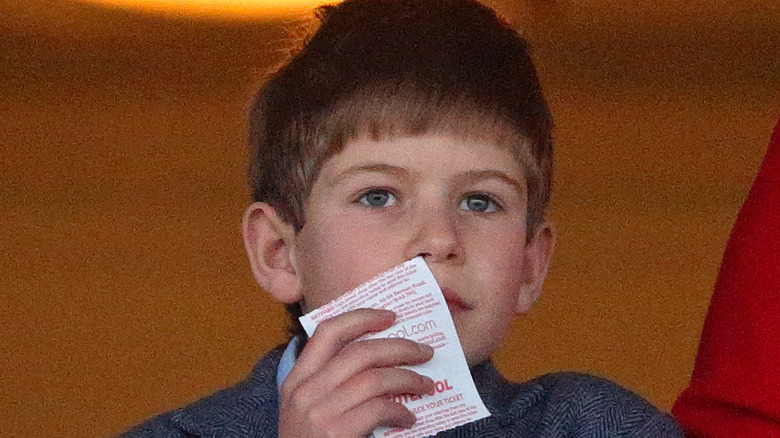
[{"x1": 299, "y1": 257, "x2": 490, "y2": 438}]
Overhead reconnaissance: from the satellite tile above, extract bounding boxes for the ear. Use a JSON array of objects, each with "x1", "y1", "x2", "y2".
[
  {"x1": 514, "y1": 222, "x2": 555, "y2": 315},
  {"x1": 242, "y1": 202, "x2": 302, "y2": 304}
]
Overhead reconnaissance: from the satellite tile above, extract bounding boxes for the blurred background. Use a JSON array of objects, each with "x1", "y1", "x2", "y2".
[{"x1": 2, "y1": 0, "x2": 779, "y2": 436}]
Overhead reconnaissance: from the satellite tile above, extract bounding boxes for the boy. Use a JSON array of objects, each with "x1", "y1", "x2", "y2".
[{"x1": 122, "y1": 0, "x2": 682, "y2": 436}]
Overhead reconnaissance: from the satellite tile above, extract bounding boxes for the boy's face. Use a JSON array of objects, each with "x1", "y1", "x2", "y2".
[{"x1": 287, "y1": 134, "x2": 553, "y2": 366}]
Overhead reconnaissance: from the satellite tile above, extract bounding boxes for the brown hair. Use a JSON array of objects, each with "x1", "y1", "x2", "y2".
[{"x1": 247, "y1": 0, "x2": 554, "y2": 339}]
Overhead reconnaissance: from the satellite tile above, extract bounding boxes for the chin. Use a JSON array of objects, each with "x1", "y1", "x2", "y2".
[{"x1": 462, "y1": 344, "x2": 489, "y2": 367}]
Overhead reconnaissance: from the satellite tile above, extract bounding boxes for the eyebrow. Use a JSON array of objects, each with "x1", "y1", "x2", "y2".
[
  {"x1": 454, "y1": 170, "x2": 527, "y2": 195},
  {"x1": 325, "y1": 163, "x2": 410, "y2": 188}
]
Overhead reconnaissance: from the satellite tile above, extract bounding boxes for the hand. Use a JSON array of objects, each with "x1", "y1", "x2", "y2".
[{"x1": 278, "y1": 308, "x2": 435, "y2": 438}]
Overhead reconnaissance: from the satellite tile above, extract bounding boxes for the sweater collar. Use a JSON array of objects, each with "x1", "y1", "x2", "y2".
[{"x1": 169, "y1": 347, "x2": 534, "y2": 438}]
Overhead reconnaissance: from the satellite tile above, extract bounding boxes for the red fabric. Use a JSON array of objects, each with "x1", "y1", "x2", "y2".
[{"x1": 673, "y1": 116, "x2": 780, "y2": 437}]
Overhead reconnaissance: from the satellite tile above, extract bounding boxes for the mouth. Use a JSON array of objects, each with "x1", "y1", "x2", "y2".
[{"x1": 441, "y1": 288, "x2": 471, "y2": 314}]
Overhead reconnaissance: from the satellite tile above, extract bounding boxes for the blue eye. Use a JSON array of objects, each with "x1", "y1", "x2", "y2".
[
  {"x1": 459, "y1": 194, "x2": 500, "y2": 213},
  {"x1": 357, "y1": 190, "x2": 397, "y2": 208}
]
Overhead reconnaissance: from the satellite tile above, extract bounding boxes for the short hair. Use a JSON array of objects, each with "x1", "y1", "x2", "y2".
[{"x1": 247, "y1": 0, "x2": 554, "y2": 339}]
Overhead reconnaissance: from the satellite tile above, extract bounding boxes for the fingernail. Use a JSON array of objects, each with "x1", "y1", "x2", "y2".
[{"x1": 419, "y1": 343, "x2": 434, "y2": 355}]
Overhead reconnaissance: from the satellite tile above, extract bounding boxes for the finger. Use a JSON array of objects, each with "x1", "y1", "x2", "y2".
[
  {"x1": 328, "y1": 367, "x2": 434, "y2": 417},
  {"x1": 286, "y1": 368, "x2": 432, "y2": 435},
  {"x1": 283, "y1": 308, "x2": 395, "y2": 394},
  {"x1": 280, "y1": 339, "x2": 433, "y2": 415},
  {"x1": 312, "y1": 398, "x2": 416, "y2": 438},
  {"x1": 303, "y1": 338, "x2": 434, "y2": 398},
  {"x1": 282, "y1": 337, "x2": 433, "y2": 413}
]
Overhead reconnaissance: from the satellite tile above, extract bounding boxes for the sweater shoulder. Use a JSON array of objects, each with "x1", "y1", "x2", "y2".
[
  {"x1": 115, "y1": 346, "x2": 284, "y2": 438},
  {"x1": 510, "y1": 372, "x2": 683, "y2": 436}
]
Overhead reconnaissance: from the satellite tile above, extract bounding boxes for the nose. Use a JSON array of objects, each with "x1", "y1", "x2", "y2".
[{"x1": 404, "y1": 206, "x2": 464, "y2": 264}]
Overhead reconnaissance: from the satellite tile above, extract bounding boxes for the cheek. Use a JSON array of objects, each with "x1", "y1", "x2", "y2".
[
  {"x1": 472, "y1": 228, "x2": 527, "y2": 281},
  {"x1": 294, "y1": 221, "x2": 398, "y2": 308},
  {"x1": 293, "y1": 225, "x2": 348, "y2": 307}
]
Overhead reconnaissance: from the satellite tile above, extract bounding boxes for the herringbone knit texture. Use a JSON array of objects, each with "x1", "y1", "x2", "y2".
[{"x1": 121, "y1": 346, "x2": 681, "y2": 437}]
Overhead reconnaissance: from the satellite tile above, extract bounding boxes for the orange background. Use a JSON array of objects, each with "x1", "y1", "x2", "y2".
[{"x1": 2, "y1": 1, "x2": 779, "y2": 437}]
